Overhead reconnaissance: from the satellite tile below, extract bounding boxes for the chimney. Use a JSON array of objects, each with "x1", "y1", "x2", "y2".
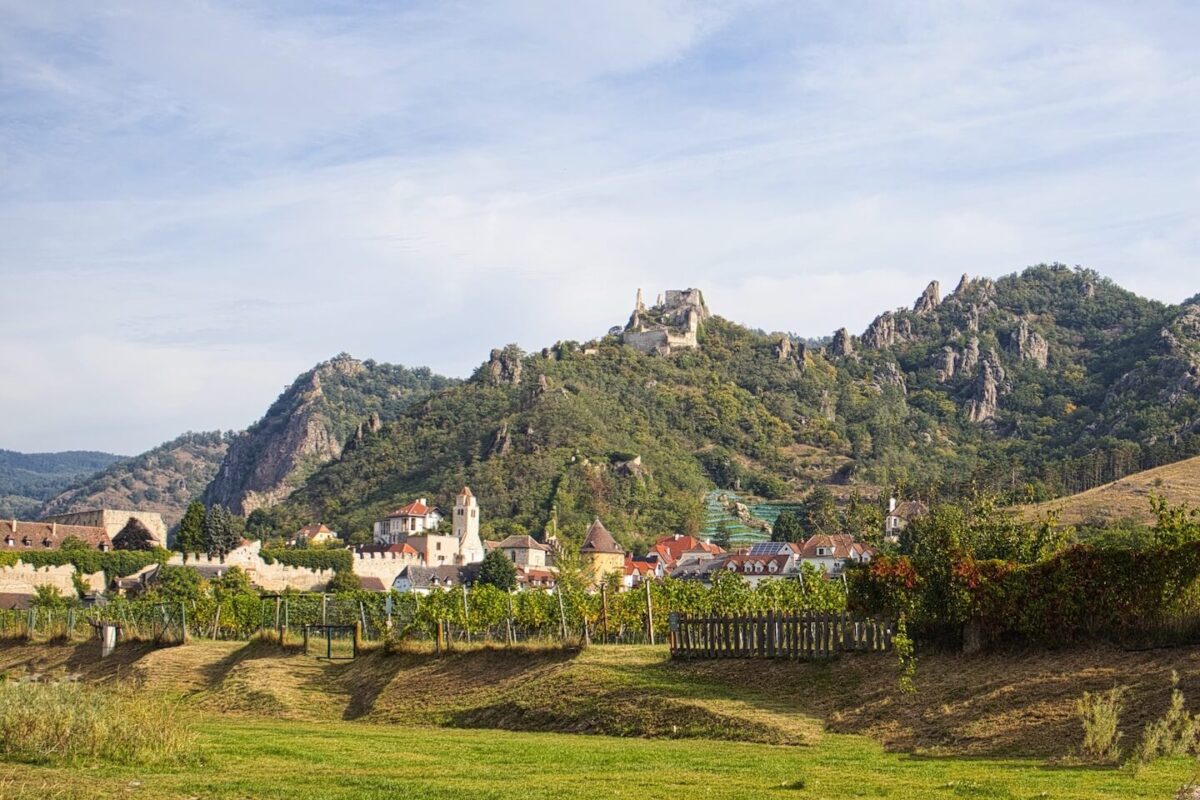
[
  {"x1": 888, "y1": 497, "x2": 897, "y2": 513},
  {"x1": 419, "y1": 498, "x2": 427, "y2": 507}
]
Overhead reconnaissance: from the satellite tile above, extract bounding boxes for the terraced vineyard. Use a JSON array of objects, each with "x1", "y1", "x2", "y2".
[{"x1": 699, "y1": 491, "x2": 803, "y2": 545}]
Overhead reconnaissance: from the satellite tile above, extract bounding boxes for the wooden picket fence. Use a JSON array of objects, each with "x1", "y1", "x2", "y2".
[{"x1": 669, "y1": 611, "x2": 893, "y2": 660}]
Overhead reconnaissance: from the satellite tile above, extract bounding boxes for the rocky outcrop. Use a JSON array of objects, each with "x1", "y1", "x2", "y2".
[
  {"x1": 203, "y1": 355, "x2": 449, "y2": 515},
  {"x1": 487, "y1": 348, "x2": 524, "y2": 386},
  {"x1": 774, "y1": 335, "x2": 793, "y2": 362},
  {"x1": 490, "y1": 422, "x2": 512, "y2": 456},
  {"x1": 830, "y1": 328, "x2": 854, "y2": 357},
  {"x1": 873, "y1": 362, "x2": 908, "y2": 394},
  {"x1": 914, "y1": 280, "x2": 941, "y2": 315},
  {"x1": 960, "y1": 337, "x2": 981, "y2": 375},
  {"x1": 862, "y1": 312, "x2": 914, "y2": 349},
  {"x1": 965, "y1": 350, "x2": 1005, "y2": 423},
  {"x1": 936, "y1": 347, "x2": 959, "y2": 383},
  {"x1": 1009, "y1": 320, "x2": 1049, "y2": 368}
]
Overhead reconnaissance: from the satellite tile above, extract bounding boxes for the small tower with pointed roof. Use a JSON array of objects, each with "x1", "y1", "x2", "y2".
[{"x1": 580, "y1": 517, "x2": 625, "y2": 588}]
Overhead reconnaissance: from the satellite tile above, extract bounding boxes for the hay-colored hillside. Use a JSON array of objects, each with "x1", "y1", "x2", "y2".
[{"x1": 1022, "y1": 454, "x2": 1200, "y2": 527}]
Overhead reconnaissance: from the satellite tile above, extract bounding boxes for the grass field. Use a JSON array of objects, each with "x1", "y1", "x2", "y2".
[
  {"x1": 1021, "y1": 454, "x2": 1200, "y2": 527},
  {"x1": 3, "y1": 639, "x2": 1200, "y2": 797},
  {"x1": 0, "y1": 715, "x2": 1194, "y2": 799}
]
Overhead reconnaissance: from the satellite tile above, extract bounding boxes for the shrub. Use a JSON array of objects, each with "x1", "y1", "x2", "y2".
[
  {"x1": 0, "y1": 681, "x2": 195, "y2": 765},
  {"x1": 1076, "y1": 687, "x2": 1125, "y2": 763}
]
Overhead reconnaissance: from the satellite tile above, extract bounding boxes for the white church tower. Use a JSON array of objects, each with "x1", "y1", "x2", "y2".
[{"x1": 453, "y1": 486, "x2": 485, "y2": 564}]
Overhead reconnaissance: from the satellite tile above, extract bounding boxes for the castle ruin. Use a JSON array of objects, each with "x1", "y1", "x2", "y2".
[{"x1": 622, "y1": 288, "x2": 710, "y2": 356}]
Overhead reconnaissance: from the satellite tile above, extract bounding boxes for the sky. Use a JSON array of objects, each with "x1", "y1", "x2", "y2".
[{"x1": 1, "y1": 1, "x2": 1198, "y2": 454}]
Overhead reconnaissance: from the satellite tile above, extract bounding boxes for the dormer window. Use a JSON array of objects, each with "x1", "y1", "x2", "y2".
[
  {"x1": 4, "y1": 536, "x2": 11, "y2": 546},
  {"x1": 727, "y1": 562, "x2": 737, "y2": 571},
  {"x1": 754, "y1": 562, "x2": 764, "y2": 573},
  {"x1": 817, "y1": 547, "x2": 830, "y2": 556},
  {"x1": 21, "y1": 537, "x2": 31, "y2": 546},
  {"x1": 99, "y1": 543, "x2": 110, "y2": 552},
  {"x1": 42, "y1": 538, "x2": 53, "y2": 548},
  {"x1": 768, "y1": 561, "x2": 778, "y2": 573}
]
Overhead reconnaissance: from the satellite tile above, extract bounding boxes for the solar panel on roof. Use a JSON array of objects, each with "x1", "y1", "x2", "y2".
[{"x1": 748, "y1": 542, "x2": 788, "y2": 556}]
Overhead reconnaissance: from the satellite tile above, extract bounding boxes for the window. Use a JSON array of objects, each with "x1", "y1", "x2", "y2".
[
  {"x1": 21, "y1": 537, "x2": 31, "y2": 546},
  {"x1": 768, "y1": 562, "x2": 778, "y2": 573},
  {"x1": 3, "y1": 536, "x2": 11, "y2": 546},
  {"x1": 42, "y1": 538, "x2": 52, "y2": 547},
  {"x1": 817, "y1": 547, "x2": 830, "y2": 556}
]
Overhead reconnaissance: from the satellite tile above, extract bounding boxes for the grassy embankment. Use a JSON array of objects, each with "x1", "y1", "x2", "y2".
[
  {"x1": 1, "y1": 639, "x2": 1198, "y2": 797},
  {"x1": 1021, "y1": 453, "x2": 1200, "y2": 527}
]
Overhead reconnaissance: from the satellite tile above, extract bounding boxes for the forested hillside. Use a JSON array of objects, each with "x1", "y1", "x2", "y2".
[
  {"x1": 39, "y1": 432, "x2": 230, "y2": 526},
  {"x1": 0, "y1": 450, "x2": 122, "y2": 518},
  {"x1": 275, "y1": 265, "x2": 1198, "y2": 550}
]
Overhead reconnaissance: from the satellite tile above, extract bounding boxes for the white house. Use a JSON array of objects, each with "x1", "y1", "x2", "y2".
[{"x1": 374, "y1": 499, "x2": 443, "y2": 544}]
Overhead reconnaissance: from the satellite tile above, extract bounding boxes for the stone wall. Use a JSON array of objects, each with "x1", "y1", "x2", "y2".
[{"x1": 0, "y1": 562, "x2": 106, "y2": 597}]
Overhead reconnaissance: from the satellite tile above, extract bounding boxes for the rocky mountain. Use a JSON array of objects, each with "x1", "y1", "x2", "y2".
[
  {"x1": 274, "y1": 265, "x2": 1199, "y2": 549},
  {"x1": 0, "y1": 449, "x2": 123, "y2": 519},
  {"x1": 39, "y1": 432, "x2": 230, "y2": 526},
  {"x1": 202, "y1": 354, "x2": 456, "y2": 515}
]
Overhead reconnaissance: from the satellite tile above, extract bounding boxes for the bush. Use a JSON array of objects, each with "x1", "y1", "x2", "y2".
[
  {"x1": 1076, "y1": 687, "x2": 1125, "y2": 763},
  {"x1": 0, "y1": 681, "x2": 195, "y2": 765}
]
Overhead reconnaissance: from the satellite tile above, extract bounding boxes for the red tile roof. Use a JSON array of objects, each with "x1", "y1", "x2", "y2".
[
  {"x1": 649, "y1": 534, "x2": 724, "y2": 566},
  {"x1": 387, "y1": 500, "x2": 436, "y2": 518}
]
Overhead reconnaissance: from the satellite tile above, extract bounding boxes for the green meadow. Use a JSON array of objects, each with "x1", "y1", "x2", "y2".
[{"x1": 1, "y1": 716, "x2": 1194, "y2": 800}]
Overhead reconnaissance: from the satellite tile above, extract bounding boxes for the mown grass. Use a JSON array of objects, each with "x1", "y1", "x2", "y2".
[{"x1": 0, "y1": 715, "x2": 1194, "y2": 799}]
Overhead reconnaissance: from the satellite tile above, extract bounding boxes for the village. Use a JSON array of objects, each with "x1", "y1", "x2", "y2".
[{"x1": 0, "y1": 486, "x2": 929, "y2": 608}]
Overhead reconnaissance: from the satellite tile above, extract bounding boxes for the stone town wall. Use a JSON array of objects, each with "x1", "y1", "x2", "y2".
[{"x1": 0, "y1": 562, "x2": 106, "y2": 596}]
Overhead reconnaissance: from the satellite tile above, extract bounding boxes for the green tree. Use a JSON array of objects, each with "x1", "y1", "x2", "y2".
[
  {"x1": 176, "y1": 501, "x2": 206, "y2": 555},
  {"x1": 770, "y1": 511, "x2": 805, "y2": 543},
  {"x1": 149, "y1": 565, "x2": 203, "y2": 603},
  {"x1": 214, "y1": 565, "x2": 254, "y2": 596},
  {"x1": 799, "y1": 486, "x2": 839, "y2": 535},
  {"x1": 203, "y1": 505, "x2": 240, "y2": 559},
  {"x1": 327, "y1": 569, "x2": 360, "y2": 593},
  {"x1": 476, "y1": 548, "x2": 518, "y2": 591},
  {"x1": 712, "y1": 519, "x2": 733, "y2": 550}
]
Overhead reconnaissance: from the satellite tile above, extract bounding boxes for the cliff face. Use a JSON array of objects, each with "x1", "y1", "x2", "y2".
[{"x1": 202, "y1": 354, "x2": 454, "y2": 515}]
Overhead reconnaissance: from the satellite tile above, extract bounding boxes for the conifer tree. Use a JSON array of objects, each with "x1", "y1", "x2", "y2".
[
  {"x1": 175, "y1": 501, "x2": 206, "y2": 556},
  {"x1": 203, "y1": 505, "x2": 240, "y2": 560}
]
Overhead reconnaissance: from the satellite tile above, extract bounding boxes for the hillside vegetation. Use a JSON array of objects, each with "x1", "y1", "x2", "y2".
[
  {"x1": 278, "y1": 265, "x2": 1200, "y2": 548},
  {"x1": 38, "y1": 432, "x2": 230, "y2": 526},
  {"x1": 0, "y1": 449, "x2": 122, "y2": 518}
]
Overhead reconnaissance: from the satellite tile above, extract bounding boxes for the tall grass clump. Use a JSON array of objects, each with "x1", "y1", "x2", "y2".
[
  {"x1": 1129, "y1": 672, "x2": 1199, "y2": 771},
  {"x1": 0, "y1": 680, "x2": 195, "y2": 765},
  {"x1": 1076, "y1": 687, "x2": 1126, "y2": 763}
]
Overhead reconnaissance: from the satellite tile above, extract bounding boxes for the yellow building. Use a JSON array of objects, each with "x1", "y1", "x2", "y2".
[{"x1": 580, "y1": 518, "x2": 625, "y2": 588}]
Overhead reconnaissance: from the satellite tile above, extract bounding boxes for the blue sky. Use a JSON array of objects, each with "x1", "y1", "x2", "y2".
[{"x1": 1, "y1": 1, "x2": 1198, "y2": 454}]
